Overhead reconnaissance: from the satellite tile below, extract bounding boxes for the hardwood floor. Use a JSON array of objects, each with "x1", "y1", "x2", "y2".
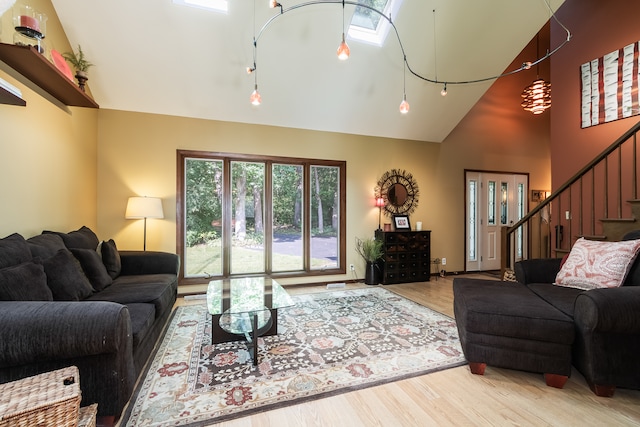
[{"x1": 172, "y1": 275, "x2": 640, "y2": 427}]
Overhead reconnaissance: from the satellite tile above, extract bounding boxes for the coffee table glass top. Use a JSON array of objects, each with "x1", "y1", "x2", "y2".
[{"x1": 206, "y1": 277, "x2": 294, "y2": 316}]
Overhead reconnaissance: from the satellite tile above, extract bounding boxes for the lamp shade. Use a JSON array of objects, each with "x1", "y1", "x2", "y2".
[{"x1": 125, "y1": 197, "x2": 164, "y2": 219}]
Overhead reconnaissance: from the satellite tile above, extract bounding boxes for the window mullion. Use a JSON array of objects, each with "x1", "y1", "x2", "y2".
[
  {"x1": 303, "y1": 162, "x2": 311, "y2": 272},
  {"x1": 264, "y1": 161, "x2": 273, "y2": 274},
  {"x1": 222, "y1": 158, "x2": 232, "y2": 277}
]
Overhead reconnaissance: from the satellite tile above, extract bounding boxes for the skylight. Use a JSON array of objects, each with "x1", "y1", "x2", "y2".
[
  {"x1": 172, "y1": 0, "x2": 228, "y2": 14},
  {"x1": 348, "y1": 0, "x2": 403, "y2": 46}
]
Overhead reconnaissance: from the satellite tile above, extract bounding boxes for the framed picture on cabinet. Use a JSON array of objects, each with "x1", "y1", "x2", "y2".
[{"x1": 393, "y1": 215, "x2": 411, "y2": 230}]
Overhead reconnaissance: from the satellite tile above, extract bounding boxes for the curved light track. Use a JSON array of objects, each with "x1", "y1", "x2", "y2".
[{"x1": 252, "y1": 0, "x2": 571, "y2": 87}]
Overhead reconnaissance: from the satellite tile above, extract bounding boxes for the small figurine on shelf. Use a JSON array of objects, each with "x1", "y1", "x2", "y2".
[{"x1": 62, "y1": 45, "x2": 93, "y2": 92}]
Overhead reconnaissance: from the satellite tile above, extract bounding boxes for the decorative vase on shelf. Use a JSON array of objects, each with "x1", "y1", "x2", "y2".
[{"x1": 75, "y1": 70, "x2": 88, "y2": 92}]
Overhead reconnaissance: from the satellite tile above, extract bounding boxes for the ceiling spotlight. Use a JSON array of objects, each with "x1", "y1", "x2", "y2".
[
  {"x1": 250, "y1": 85, "x2": 262, "y2": 106},
  {"x1": 269, "y1": 0, "x2": 280, "y2": 8},
  {"x1": 440, "y1": 83, "x2": 447, "y2": 97},
  {"x1": 523, "y1": 61, "x2": 533, "y2": 70},
  {"x1": 399, "y1": 95, "x2": 410, "y2": 114},
  {"x1": 246, "y1": 66, "x2": 255, "y2": 74}
]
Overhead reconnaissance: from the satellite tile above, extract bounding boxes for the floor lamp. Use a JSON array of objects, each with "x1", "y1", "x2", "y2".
[{"x1": 125, "y1": 196, "x2": 164, "y2": 251}]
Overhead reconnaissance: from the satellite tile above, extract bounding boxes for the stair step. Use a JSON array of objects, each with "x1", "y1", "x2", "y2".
[
  {"x1": 577, "y1": 235, "x2": 607, "y2": 240},
  {"x1": 599, "y1": 217, "x2": 636, "y2": 223}
]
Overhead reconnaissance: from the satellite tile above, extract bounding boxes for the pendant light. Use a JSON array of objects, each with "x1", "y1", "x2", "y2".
[
  {"x1": 399, "y1": 56, "x2": 409, "y2": 114},
  {"x1": 337, "y1": 0, "x2": 350, "y2": 60},
  {"x1": 250, "y1": 84, "x2": 262, "y2": 105},
  {"x1": 521, "y1": 34, "x2": 551, "y2": 114},
  {"x1": 249, "y1": 1, "x2": 262, "y2": 106}
]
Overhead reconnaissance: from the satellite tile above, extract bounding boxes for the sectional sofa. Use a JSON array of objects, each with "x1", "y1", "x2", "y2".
[
  {"x1": 454, "y1": 230, "x2": 640, "y2": 397},
  {"x1": 0, "y1": 226, "x2": 179, "y2": 418}
]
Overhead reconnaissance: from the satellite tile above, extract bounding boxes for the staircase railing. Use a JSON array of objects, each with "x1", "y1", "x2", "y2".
[{"x1": 502, "y1": 121, "x2": 640, "y2": 271}]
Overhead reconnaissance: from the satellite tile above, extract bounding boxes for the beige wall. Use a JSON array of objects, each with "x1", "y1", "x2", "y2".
[
  {"x1": 96, "y1": 109, "x2": 440, "y2": 284},
  {"x1": 0, "y1": 0, "x2": 98, "y2": 239}
]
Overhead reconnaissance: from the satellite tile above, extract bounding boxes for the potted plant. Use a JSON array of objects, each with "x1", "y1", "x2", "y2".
[
  {"x1": 355, "y1": 236, "x2": 384, "y2": 285},
  {"x1": 62, "y1": 45, "x2": 93, "y2": 92}
]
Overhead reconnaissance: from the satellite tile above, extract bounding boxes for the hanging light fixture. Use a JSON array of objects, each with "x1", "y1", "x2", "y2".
[
  {"x1": 337, "y1": 0, "x2": 350, "y2": 60},
  {"x1": 521, "y1": 79, "x2": 551, "y2": 114},
  {"x1": 399, "y1": 55, "x2": 409, "y2": 114},
  {"x1": 250, "y1": 84, "x2": 262, "y2": 105},
  {"x1": 521, "y1": 34, "x2": 551, "y2": 114},
  {"x1": 246, "y1": 1, "x2": 570, "y2": 112}
]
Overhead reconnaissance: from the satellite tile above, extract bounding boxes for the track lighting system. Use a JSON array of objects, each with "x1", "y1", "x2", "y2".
[{"x1": 248, "y1": 0, "x2": 570, "y2": 113}]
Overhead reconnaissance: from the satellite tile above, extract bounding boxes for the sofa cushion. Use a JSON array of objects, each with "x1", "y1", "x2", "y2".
[
  {"x1": 43, "y1": 249, "x2": 95, "y2": 301},
  {"x1": 86, "y1": 274, "x2": 177, "y2": 319},
  {"x1": 0, "y1": 233, "x2": 31, "y2": 269},
  {"x1": 526, "y1": 283, "x2": 583, "y2": 318},
  {"x1": 26, "y1": 234, "x2": 66, "y2": 259},
  {"x1": 453, "y1": 279, "x2": 574, "y2": 344},
  {"x1": 101, "y1": 239, "x2": 122, "y2": 279},
  {"x1": 43, "y1": 226, "x2": 99, "y2": 250},
  {"x1": 555, "y1": 238, "x2": 640, "y2": 290},
  {"x1": 125, "y1": 303, "x2": 157, "y2": 349},
  {"x1": 70, "y1": 248, "x2": 113, "y2": 292},
  {"x1": 0, "y1": 260, "x2": 52, "y2": 301}
]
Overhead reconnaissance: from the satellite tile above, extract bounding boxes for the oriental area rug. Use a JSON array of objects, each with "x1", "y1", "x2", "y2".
[{"x1": 120, "y1": 287, "x2": 465, "y2": 426}]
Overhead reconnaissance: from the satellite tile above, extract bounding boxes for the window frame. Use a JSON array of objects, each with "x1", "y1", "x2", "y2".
[{"x1": 177, "y1": 150, "x2": 346, "y2": 285}]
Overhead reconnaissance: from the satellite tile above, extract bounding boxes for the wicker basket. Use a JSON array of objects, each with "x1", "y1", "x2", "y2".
[
  {"x1": 0, "y1": 366, "x2": 81, "y2": 427},
  {"x1": 78, "y1": 404, "x2": 97, "y2": 427}
]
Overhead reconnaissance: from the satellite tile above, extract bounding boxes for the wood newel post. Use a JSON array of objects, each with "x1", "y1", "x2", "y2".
[{"x1": 501, "y1": 226, "x2": 510, "y2": 275}]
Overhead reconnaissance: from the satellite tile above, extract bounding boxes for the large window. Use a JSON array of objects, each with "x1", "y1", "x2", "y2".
[{"x1": 177, "y1": 150, "x2": 346, "y2": 284}]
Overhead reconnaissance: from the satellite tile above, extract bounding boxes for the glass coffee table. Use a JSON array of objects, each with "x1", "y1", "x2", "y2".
[{"x1": 206, "y1": 277, "x2": 294, "y2": 365}]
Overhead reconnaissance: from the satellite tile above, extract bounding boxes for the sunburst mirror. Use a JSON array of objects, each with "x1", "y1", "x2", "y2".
[{"x1": 375, "y1": 169, "x2": 419, "y2": 216}]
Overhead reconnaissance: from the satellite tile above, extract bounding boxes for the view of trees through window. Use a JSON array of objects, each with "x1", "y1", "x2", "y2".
[{"x1": 178, "y1": 151, "x2": 345, "y2": 281}]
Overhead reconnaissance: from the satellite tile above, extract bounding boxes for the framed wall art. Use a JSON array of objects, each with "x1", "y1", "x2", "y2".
[{"x1": 581, "y1": 41, "x2": 640, "y2": 128}]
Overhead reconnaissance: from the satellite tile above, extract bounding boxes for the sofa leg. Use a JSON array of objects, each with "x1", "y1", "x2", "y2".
[
  {"x1": 588, "y1": 382, "x2": 616, "y2": 397},
  {"x1": 544, "y1": 373, "x2": 568, "y2": 389},
  {"x1": 469, "y1": 362, "x2": 486, "y2": 375}
]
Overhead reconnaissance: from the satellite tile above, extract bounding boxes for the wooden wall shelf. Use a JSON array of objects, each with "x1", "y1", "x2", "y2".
[
  {"x1": 0, "y1": 43, "x2": 98, "y2": 108},
  {"x1": 0, "y1": 87, "x2": 26, "y2": 106}
]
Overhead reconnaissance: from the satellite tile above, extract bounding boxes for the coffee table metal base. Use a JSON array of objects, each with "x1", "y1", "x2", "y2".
[{"x1": 212, "y1": 308, "x2": 279, "y2": 366}]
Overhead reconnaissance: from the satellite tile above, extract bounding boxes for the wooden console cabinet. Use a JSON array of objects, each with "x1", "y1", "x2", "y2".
[{"x1": 375, "y1": 230, "x2": 431, "y2": 284}]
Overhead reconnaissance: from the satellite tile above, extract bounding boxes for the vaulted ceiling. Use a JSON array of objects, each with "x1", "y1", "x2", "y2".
[{"x1": 50, "y1": 0, "x2": 564, "y2": 142}]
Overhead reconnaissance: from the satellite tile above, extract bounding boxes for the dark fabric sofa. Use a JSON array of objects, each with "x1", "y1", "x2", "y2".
[
  {"x1": 454, "y1": 230, "x2": 640, "y2": 397},
  {"x1": 0, "y1": 227, "x2": 179, "y2": 418}
]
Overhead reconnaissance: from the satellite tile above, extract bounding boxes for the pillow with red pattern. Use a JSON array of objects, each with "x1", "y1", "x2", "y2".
[{"x1": 555, "y1": 237, "x2": 640, "y2": 290}]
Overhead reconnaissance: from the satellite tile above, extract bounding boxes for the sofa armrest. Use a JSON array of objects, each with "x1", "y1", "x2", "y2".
[
  {"x1": 119, "y1": 251, "x2": 180, "y2": 276},
  {"x1": 514, "y1": 258, "x2": 563, "y2": 284},
  {"x1": 574, "y1": 287, "x2": 640, "y2": 333},
  {"x1": 0, "y1": 301, "x2": 131, "y2": 368}
]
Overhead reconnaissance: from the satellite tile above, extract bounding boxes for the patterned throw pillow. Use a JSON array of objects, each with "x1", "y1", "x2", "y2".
[
  {"x1": 555, "y1": 237, "x2": 640, "y2": 290},
  {"x1": 502, "y1": 268, "x2": 517, "y2": 282}
]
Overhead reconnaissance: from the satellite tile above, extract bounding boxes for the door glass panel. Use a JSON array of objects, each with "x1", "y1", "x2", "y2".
[
  {"x1": 487, "y1": 181, "x2": 496, "y2": 225},
  {"x1": 184, "y1": 158, "x2": 223, "y2": 277},
  {"x1": 231, "y1": 161, "x2": 265, "y2": 274},
  {"x1": 500, "y1": 182, "x2": 508, "y2": 225},
  {"x1": 310, "y1": 165, "x2": 339, "y2": 269},
  {"x1": 468, "y1": 180, "x2": 477, "y2": 261},
  {"x1": 516, "y1": 183, "x2": 525, "y2": 258},
  {"x1": 272, "y1": 164, "x2": 304, "y2": 272}
]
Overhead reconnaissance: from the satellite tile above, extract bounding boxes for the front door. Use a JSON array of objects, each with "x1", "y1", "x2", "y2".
[{"x1": 465, "y1": 171, "x2": 528, "y2": 272}]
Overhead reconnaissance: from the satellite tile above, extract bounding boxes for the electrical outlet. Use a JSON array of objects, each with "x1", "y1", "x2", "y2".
[
  {"x1": 442, "y1": 258, "x2": 447, "y2": 266},
  {"x1": 349, "y1": 264, "x2": 355, "y2": 271}
]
